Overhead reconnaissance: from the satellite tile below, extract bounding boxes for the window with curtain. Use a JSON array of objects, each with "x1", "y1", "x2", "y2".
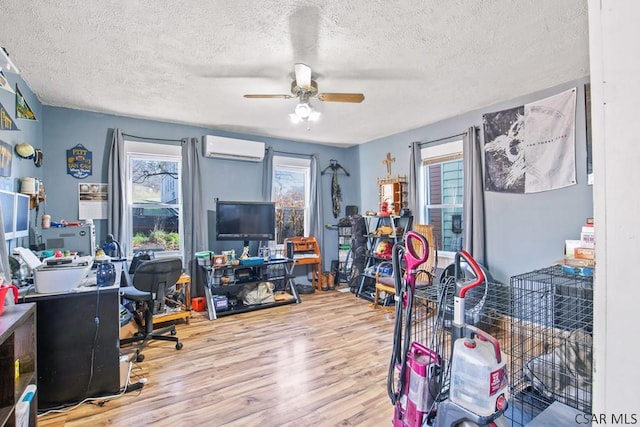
[
  {"x1": 419, "y1": 140, "x2": 464, "y2": 254},
  {"x1": 272, "y1": 156, "x2": 311, "y2": 244},
  {"x1": 124, "y1": 141, "x2": 183, "y2": 257}
]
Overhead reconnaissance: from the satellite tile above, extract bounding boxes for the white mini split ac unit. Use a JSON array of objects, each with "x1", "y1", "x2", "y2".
[{"x1": 202, "y1": 135, "x2": 265, "y2": 162}]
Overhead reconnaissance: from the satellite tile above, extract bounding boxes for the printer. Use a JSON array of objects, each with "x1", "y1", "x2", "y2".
[{"x1": 14, "y1": 247, "x2": 94, "y2": 294}]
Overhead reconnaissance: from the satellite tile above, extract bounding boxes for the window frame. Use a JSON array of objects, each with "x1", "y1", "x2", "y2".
[
  {"x1": 271, "y1": 155, "x2": 311, "y2": 248},
  {"x1": 419, "y1": 139, "x2": 464, "y2": 263},
  {"x1": 123, "y1": 140, "x2": 183, "y2": 259}
]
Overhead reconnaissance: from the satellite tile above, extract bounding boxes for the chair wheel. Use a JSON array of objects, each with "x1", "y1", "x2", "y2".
[
  {"x1": 171, "y1": 329, "x2": 177, "y2": 335},
  {"x1": 136, "y1": 353, "x2": 145, "y2": 362},
  {"x1": 176, "y1": 342, "x2": 183, "y2": 350}
]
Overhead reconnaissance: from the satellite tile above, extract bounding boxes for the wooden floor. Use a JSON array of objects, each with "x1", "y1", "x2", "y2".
[{"x1": 39, "y1": 289, "x2": 399, "y2": 427}]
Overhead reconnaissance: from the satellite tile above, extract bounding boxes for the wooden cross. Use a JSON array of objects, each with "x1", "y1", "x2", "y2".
[{"x1": 382, "y1": 152, "x2": 395, "y2": 177}]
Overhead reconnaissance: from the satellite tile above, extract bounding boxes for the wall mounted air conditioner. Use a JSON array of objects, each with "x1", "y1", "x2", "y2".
[{"x1": 202, "y1": 135, "x2": 265, "y2": 162}]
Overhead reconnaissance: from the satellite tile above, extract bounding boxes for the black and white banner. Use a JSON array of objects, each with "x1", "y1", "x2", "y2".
[{"x1": 483, "y1": 88, "x2": 577, "y2": 193}]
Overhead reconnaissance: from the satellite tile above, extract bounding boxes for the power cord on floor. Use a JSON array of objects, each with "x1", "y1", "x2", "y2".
[{"x1": 38, "y1": 361, "x2": 147, "y2": 417}]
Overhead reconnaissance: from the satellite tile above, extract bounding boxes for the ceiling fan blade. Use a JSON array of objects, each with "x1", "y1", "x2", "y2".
[
  {"x1": 294, "y1": 63, "x2": 312, "y2": 89},
  {"x1": 317, "y1": 93, "x2": 365, "y2": 103},
  {"x1": 244, "y1": 94, "x2": 293, "y2": 99}
]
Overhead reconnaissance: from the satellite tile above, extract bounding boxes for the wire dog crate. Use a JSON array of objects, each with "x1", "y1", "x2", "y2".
[
  {"x1": 409, "y1": 265, "x2": 593, "y2": 426},
  {"x1": 507, "y1": 265, "x2": 593, "y2": 426}
]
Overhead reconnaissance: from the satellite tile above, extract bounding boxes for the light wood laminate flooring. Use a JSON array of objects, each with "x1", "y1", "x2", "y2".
[{"x1": 39, "y1": 289, "x2": 399, "y2": 426}]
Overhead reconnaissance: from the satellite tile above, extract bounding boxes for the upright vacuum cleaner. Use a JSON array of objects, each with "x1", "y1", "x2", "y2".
[
  {"x1": 387, "y1": 231, "x2": 441, "y2": 427},
  {"x1": 387, "y1": 237, "x2": 509, "y2": 427}
]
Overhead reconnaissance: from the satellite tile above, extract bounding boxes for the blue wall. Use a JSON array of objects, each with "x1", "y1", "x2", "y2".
[
  {"x1": 4, "y1": 75, "x2": 593, "y2": 286},
  {"x1": 0, "y1": 72, "x2": 43, "y2": 250},
  {"x1": 41, "y1": 106, "x2": 360, "y2": 268},
  {"x1": 356, "y1": 78, "x2": 593, "y2": 284}
]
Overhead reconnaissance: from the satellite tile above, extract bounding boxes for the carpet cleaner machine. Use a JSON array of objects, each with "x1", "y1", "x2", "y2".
[{"x1": 387, "y1": 231, "x2": 509, "y2": 427}]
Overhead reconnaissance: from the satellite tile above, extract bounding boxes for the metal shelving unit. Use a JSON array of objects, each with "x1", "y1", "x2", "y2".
[{"x1": 356, "y1": 214, "x2": 412, "y2": 301}]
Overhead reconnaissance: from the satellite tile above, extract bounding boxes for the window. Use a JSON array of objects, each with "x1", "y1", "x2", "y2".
[
  {"x1": 124, "y1": 141, "x2": 182, "y2": 257},
  {"x1": 419, "y1": 140, "x2": 464, "y2": 254},
  {"x1": 272, "y1": 156, "x2": 311, "y2": 244}
]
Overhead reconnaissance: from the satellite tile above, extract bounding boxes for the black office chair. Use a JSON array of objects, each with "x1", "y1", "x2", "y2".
[{"x1": 120, "y1": 257, "x2": 184, "y2": 362}]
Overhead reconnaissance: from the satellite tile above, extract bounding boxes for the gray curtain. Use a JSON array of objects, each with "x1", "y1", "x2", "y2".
[
  {"x1": 262, "y1": 146, "x2": 274, "y2": 201},
  {"x1": 462, "y1": 126, "x2": 486, "y2": 266},
  {"x1": 181, "y1": 137, "x2": 207, "y2": 297},
  {"x1": 408, "y1": 141, "x2": 421, "y2": 216},
  {"x1": 107, "y1": 128, "x2": 127, "y2": 254},
  {"x1": 310, "y1": 154, "x2": 324, "y2": 266}
]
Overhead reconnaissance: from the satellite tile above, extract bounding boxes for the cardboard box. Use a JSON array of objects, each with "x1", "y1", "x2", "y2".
[
  {"x1": 581, "y1": 226, "x2": 595, "y2": 248},
  {"x1": 560, "y1": 257, "x2": 596, "y2": 268},
  {"x1": 574, "y1": 247, "x2": 595, "y2": 259},
  {"x1": 213, "y1": 295, "x2": 228, "y2": 311},
  {"x1": 562, "y1": 265, "x2": 594, "y2": 277},
  {"x1": 564, "y1": 240, "x2": 583, "y2": 257}
]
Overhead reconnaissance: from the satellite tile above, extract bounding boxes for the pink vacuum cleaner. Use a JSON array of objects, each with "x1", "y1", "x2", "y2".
[{"x1": 387, "y1": 236, "x2": 509, "y2": 427}]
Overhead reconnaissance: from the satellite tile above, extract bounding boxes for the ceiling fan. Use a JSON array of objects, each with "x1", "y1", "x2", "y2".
[{"x1": 243, "y1": 63, "x2": 364, "y2": 123}]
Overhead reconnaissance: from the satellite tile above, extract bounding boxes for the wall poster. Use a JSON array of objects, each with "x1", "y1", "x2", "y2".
[
  {"x1": 78, "y1": 183, "x2": 107, "y2": 220},
  {"x1": 483, "y1": 88, "x2": 577, "y2": 193},
  {"x1": 0, "y1": 100, "x2": 19, "y2": 131},
  {"x1": 0, "y1": 139, "x2": 12, "y2": 176}
]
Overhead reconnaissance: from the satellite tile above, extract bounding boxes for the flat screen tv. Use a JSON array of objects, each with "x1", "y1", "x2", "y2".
[{"x1": 215, "y1": 199, "x2": 275, "y2": 243}]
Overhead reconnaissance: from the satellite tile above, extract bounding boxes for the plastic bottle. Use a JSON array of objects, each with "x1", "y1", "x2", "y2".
[
  {"x1": 96, "y1": 262, "x2": 116, "y2": 287},
  {"x1": 449, "y1": 334, "x2": 508, "y2": 417}
]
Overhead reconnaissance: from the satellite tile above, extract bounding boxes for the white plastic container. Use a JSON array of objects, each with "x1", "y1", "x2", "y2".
[
  {"x1": 16, "y1": 384, "x2": 37, "y2": 427},
  {"x1": 15, "y1": 401, "x2": 29, "y2": 427},
  {"x1": 449, "y1": 333, "x2": 509, "y2": 417}
]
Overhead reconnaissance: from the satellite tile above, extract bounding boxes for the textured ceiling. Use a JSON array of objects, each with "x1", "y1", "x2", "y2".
[{"x1": 0, "y1": 0, "x2": 589, "y2": 147}]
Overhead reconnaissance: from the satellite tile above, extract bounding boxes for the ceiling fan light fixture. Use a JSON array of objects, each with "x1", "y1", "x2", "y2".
[{"x1": 294, "y1": 101, "x2": 312, "y2": 119}]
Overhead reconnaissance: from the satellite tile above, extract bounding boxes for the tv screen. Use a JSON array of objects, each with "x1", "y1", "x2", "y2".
[
  {"x1": 215, "y1": 200, "x2": 275, "y2": 241},
  {"x1": 1, "y1": 190, "x2": 15, "y2": 240},
  {"x1": 14, "y1": 192, "x2": 30, "y2": 238}
]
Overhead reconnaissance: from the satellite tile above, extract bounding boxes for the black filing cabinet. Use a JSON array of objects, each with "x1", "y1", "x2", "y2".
[{"x1": 21, "y1": 287, "x2": 120, "y2": 409}]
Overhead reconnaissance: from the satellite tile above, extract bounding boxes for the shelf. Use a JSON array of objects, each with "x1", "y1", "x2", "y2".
[
  {"x1": 202, "y1": 257, "x2": 300, "y2": 320},
  {"x1": 0, "y1": 406, "x2": 12, "y2": 427},
  {"x1": 0, "y1": 303, "x2": 36, "y2": 427},
  {"x1": 213, "y1": 299, "x2": 298, "y2": 317},
  {"x1": 356, "y1": 215, "x2": 412, "y2": 299}
]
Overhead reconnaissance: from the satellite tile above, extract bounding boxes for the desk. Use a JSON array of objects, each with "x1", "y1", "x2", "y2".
[
  {"x1": 284, "y1": 237, "x2": 322, "y2": 291},
  {"x1": 19, "y1": 287, "x2": 120, "y2": 410},
  {"x1": 152, "y1": 273, "x2": 191, "y2": 325}
]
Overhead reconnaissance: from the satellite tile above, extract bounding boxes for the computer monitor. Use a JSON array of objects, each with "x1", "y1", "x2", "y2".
[
  {"x1": 14, "y1": 192, "x2": 30, "y2": 238},
  {"x1": 1, "y1": 189, "x2": 15, "y2": 240}
]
